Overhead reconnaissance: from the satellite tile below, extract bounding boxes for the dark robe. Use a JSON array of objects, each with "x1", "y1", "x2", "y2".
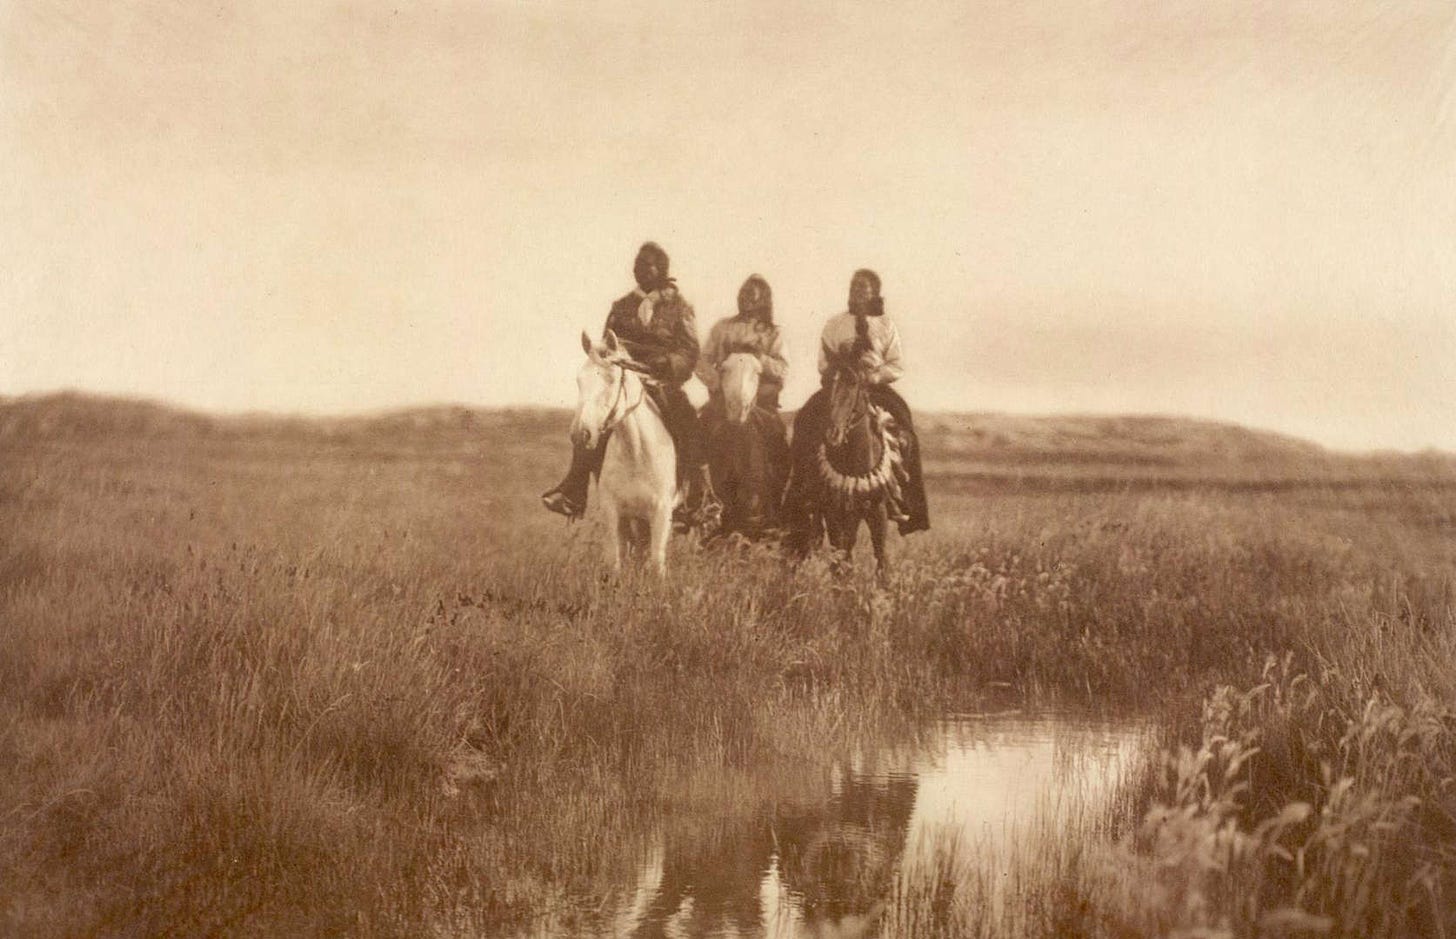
[{"x1": 549, "y1": 285, "x2": 707, "y2": 512}]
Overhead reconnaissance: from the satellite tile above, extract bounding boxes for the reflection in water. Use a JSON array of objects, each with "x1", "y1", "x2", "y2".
[
  {"x1": 910, "y1": 714, "x2": 1144, "y2": 849},
  {"x1": 524, "y1": 714, "x2": 1146, "y2": 939},
  {"x1": 897, "y1": 716, "x2": 1146, "y2": 928}
]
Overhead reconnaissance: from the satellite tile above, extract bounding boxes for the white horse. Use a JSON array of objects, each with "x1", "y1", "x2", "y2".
[
  {"x1": 572, "y1": 329, "x2": 677, "y2": 575},
  {"x1": 719, "y1": 352, "x2": 762, "y2": 425}
]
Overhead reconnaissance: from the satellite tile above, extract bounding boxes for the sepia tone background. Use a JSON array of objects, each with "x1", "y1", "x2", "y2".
[
  {"x1": 2, "y1": 0, "x2": 1453, "y2": 451},
  {"x1": 5, "y1": 6, "x2": 1456, "y2": 935}
]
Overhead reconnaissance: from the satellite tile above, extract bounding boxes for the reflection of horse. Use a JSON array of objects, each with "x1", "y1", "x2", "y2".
[
  {"x1": 599, "y1": 755, "x2": 918, "y2": 938},
  {"x1": 705, "y1": 352, "x2": 790, "y2": 540},
  {"x1": 790, "y1": 361, "x2": 906, "y2": 575},
  {"x1": 572, "y1": 329, "x2": 676, "y2": 575},
  {"x1": 773, "y1": 765, "x2": 920, "y2": 929}
]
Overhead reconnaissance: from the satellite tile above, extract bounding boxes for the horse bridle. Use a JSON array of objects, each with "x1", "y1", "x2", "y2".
[
  {"x1": 818, "y1": 366, "x2": 899, "y2": 496},
  {"x1": 827, "y1": 367, "x2": 869, "y2": 444},
  {"x1": 597, "y1": 358, "x2": 649, "y2": 435}
]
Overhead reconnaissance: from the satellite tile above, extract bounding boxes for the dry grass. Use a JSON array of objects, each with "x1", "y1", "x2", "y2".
[{"x1": 1, "y1": 394, "x2": 1453, "y2": 936}]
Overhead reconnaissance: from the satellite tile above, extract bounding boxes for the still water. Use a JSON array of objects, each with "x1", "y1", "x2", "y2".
[{"x1": 521, "y1": 713, "x2": 1148, "y2": 939}]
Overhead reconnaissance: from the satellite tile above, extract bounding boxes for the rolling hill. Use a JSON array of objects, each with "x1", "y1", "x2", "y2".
[{"x1": 3, "y1": 392, "x2": 1452, "y2": 488}]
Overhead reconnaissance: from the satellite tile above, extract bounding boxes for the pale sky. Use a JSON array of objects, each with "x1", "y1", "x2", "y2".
[{"x1": 2, "y1": 0, "x2": 1454, "y2": 450}]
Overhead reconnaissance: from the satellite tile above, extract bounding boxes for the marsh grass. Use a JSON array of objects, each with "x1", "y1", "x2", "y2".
[{"x1": 1, "y1": 397, "x2": 1453, "y2": 936}]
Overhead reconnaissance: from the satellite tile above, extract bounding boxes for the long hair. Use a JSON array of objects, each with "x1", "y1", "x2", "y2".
[{"x1": 736, "y1": 274, "x2": 774, "y2": 326}]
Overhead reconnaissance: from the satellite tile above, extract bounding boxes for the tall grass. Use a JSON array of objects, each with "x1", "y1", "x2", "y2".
[{"x1": 1, "y1": 402, "x2": 1453, "y2": 935}]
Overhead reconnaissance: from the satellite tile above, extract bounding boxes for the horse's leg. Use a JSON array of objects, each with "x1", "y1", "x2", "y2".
[
  {"x1": 649, "y1": 499, "x2": 672, "y2": 577},
  {"x1": 633, "y1": 517, "x2": 654, "y2": 557},
  {"x1": 728, "y1": 483, "x2": 749, "y2": 539},
  {"x1": 711, "y1": 478, "x2": 733, "y2": 540},
  {"x1": 827, "y1": 510, "x2": 856, "y2": 577},
  {"x1": 619, "y1": 516, "x2": 639, "y2": 564},
  {"x1": 868, "y1": 503, "x2": 891, "y2": 582},
  {"x1": 600, "y1": 499, "x2": 622, "y2": 574}
]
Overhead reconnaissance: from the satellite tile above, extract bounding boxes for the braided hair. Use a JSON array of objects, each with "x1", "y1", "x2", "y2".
[{"x1": 849, "y1": 268, "x2": 882, "y2": 354}]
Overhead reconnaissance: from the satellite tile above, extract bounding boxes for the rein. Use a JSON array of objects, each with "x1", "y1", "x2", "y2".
[
  {"x1": 827, "y1": 367, "x2": 869, "y2": 444},
  {"x1": 598, "y1": 361, "x2": 648, "y2": 435}
]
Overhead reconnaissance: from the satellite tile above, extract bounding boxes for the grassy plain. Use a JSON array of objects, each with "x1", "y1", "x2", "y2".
[{"x1": 2, "y1": 393, "x2": 1454, "y2": 937}]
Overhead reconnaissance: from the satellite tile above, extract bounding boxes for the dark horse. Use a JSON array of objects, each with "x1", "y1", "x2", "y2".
[
  {"x1": 787, "y1": 360, "x2": 907, "y2": 575},
  {"x1": 705, "y1": 352, "x2": 790, "y2": 539}
]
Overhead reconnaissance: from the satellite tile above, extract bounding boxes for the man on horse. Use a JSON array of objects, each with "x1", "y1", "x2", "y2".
[
  {"x1": 695, "y1": 274, "x2": 789, "y2": 416},
  {"x1": 542, "y1": 242, "x2": 720, "y2": 530},
  {"x1": 787, "y1": 268, "x2": 930, "y2": 535},
  {"x1": 695, "y1": 275, "x2": 793, "y2": 537}
]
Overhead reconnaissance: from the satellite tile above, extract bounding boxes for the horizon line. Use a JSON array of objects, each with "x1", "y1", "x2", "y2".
[{"x1": 5, "y1": 387, "x2": 1454, "y2": 459}]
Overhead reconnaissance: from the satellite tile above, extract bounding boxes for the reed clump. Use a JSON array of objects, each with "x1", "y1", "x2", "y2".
[{"x1": 1100, "y1": 651, "x2": 1455, "y2": 938}]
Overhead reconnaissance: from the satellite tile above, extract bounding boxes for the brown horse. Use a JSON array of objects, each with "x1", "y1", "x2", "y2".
[{"x1": 789, "y1": 361, "x2": 907, "y2": 575}]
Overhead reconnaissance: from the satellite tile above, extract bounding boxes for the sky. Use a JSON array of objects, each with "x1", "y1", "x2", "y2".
[{"x1": 2, "y1": 0, "x2": 1454, "y2": 451}]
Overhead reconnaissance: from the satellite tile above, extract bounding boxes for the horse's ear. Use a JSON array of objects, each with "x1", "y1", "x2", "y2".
[
  {"x1": 581, "y1": 331, "x2": 593, "y2": 356},
  {"x1": 603, "y1": 329, "x2": 620, "y2": 354}
]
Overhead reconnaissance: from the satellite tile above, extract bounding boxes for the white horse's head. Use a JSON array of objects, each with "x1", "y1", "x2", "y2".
[
  {"x1": 572, "y1": 329, "x2": 645, "y2": 450},
  {"x1": 719, "y1": 352, "x2": 762, "y2": 426}
]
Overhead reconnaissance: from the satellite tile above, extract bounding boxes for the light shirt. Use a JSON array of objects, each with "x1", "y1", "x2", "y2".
[
  {"x1": 818, "y1": 313, "x2": 904, "y2": 385},
  {"x1": 695, "y1": 317, "x2": 788, "y2": 393}
]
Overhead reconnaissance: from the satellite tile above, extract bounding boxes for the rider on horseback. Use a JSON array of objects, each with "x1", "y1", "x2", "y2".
[
  {"x1": 695, "y1": 274, "x2": 789, "y2": 414},
  {"x1": 695, "y1": 275, "x2": 792, "y2": 538},
  {"x1": 541, "y1": 242, "x2": 720, "y2": 529},
  {"x1": 787, "y1": 269, "x2": 930, "y2": 535}
]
